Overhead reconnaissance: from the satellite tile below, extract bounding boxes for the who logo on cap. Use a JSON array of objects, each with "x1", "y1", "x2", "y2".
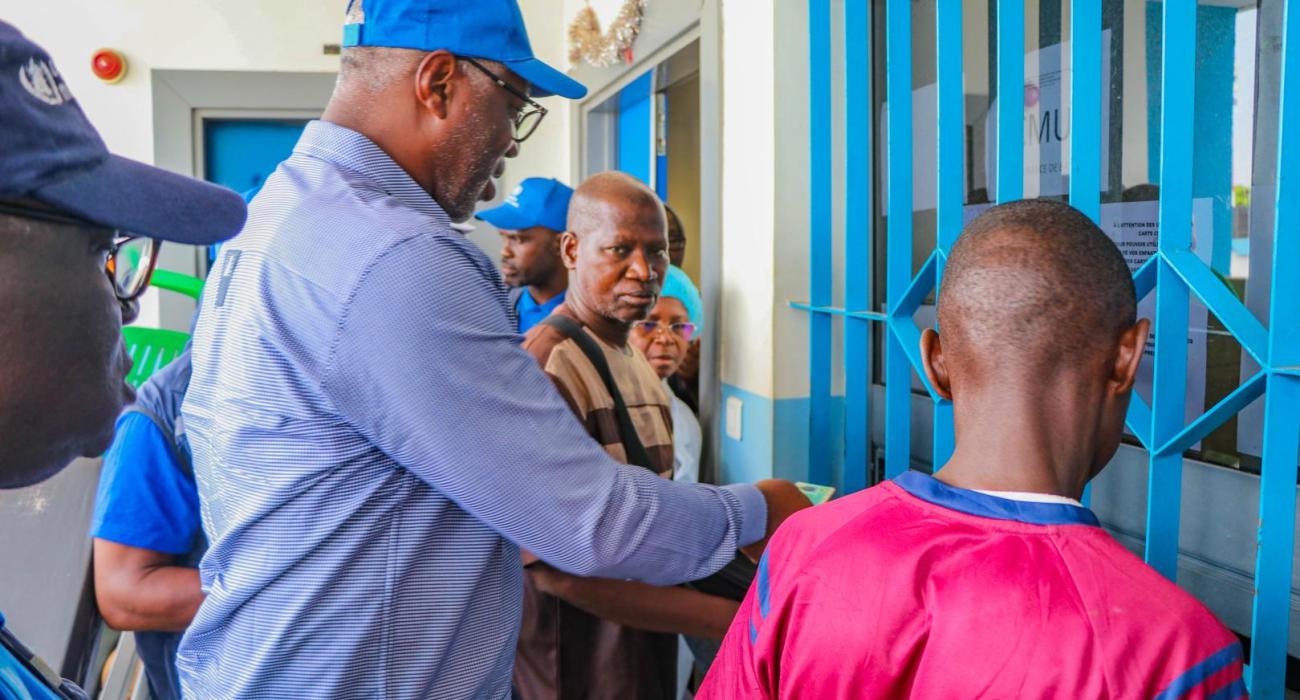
[
  {"x1": 476, "y1": 178, "x2": 573, "y2": 233},
  {"x1": 0, "y1": 21, "x2": 245, "y2": 245}
]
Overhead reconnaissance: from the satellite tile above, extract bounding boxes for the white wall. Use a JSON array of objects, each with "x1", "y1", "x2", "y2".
[
  {"x1": 9, "y1": 0, "x2": 794, "y2": 401},
  {"x1": 6, "y1": 2, "x2": 341, "y2": 164},
  {"x1": 6, "y1": 1, "x2": 342, "y2": 326},
  {"x1": 7, "y1": 1, "x2": 582, "y2": 313},
  {"x1": 718, "y1": 0, "x2": 778, "y2": 399}
]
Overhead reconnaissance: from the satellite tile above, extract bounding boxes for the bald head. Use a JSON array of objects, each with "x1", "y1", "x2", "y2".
[
  {"x1": 937, "y1": 199, "x2": 1136, "y2": 379},
  {"x1": 559, "y1": 172, "x2": 670, "y2": 340},
  {"x1": 567, "y1": 171, "x2": 666, "y2": 238}
]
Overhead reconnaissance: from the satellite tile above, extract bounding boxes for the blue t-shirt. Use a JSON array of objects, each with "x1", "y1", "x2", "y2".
[
  {"x1": 514, "y1": 288, "x2": 565, "y2": 334},
  {"x1": 90, "y1": 350, "x2": 202, "y2": 700},
  {"x1": 0, "y1": 613, "x2": 69, "y2": 700}
]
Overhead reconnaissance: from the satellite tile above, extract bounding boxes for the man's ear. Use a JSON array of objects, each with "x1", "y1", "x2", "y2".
[
  {"x1": 415, "y1": 50, "x2": 460, "y2": 120},
  {"x1": 559, "y1": 231, "x2": 579, "y2": 270},
  {"x1": 1111, "y1": 318, "x2": 1150, "y2": 395},
  {"x1": 919, "y1": 327, "x2": 954, "y2": 401}
]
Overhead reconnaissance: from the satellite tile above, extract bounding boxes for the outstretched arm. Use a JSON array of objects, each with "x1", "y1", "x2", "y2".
[
  {"x1": 323, "y1": 233, "x2": 769, "y2": 584},
  {"x1": 528, "y1": 563, "x2": 739, "y2": 639}
]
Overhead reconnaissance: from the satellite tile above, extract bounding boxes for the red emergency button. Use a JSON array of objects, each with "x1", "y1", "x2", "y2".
[{"x1": 91, "y1": 49, "x2": 127, "y2": 84}]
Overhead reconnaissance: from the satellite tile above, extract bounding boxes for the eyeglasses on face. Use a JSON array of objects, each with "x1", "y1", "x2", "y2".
[
  {"x1": 632, "y1": 320, "x2": 697, "y2": 341},
  {"x1": 459, "y1": 56, "x2": 548, "y2": 143},
  {"x1": 0, "y1": 201, "x2": 161, "y2": 303}
]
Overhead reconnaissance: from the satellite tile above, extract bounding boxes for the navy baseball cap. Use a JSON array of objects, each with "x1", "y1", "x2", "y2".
[
  {"x1": 341, "y1": 0, "x2": 587, "y2": 99},
  {"x1": 476, "y1": 177, "x2": 573, "y2": 232},
  {"x1": 0, "y1": 22, "x2": 245, "y2": 245}
]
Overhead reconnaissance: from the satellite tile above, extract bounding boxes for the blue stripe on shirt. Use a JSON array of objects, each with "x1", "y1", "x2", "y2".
[
  {"x1": 1152, "y1": 641, "x2": 1244, "y2": 700},
  {"x1": 1207, "y1": 678, "x2": 1248, "y2": 700}
]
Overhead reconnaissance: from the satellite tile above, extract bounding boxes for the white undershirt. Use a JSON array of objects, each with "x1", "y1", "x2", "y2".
[
  {"x1": 664, "y1": 380, "x2": 701, "y2": 484},
  {"x1": 973, "y1": 490, "x2": 1084, "y2": 507}
]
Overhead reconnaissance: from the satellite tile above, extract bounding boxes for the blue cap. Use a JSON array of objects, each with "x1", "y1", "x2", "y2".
[
  {"x1": 341, "y1": 0, "x2": 587, "y2": 99},
  {"x1": 476, "y1": 177, "x2": 573, "y2": 232},
  {"x1": 660, "y1": 265, "x2": 704, "y2": 336},
  {"x1": 0, "y1": 22, "x2": 246, "y2": 245}
]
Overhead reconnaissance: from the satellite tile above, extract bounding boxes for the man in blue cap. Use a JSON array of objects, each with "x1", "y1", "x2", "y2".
[
  {"x1": 0, "y1": 21, "x2": 244, "y2": 699},
  {"x1": 181, "y1": 1, "x2": 808, "y2": 698},
  {"x1": 478, "y1": 177, "x2": 573, "y2": 333}
]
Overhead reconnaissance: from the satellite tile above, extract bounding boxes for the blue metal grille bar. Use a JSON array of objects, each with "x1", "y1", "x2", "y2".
[
  {"x1": 996, "y1": 0, "x2": 1024, "y2": 202},
  {"x1": 884, "y1": 0, "x2": 913, "y2": 478},
  {"x1": 1145, "y1": 0, "x2": 1197, "y2": 581},
  {"x1": 932, "y1": 0, "x2": 962, "y2": 467},
  {"x1": 789, "y1": 303, "x2": 888, "y2": 323},
  {"x1": 1164, "y1": 249, "x2": 1269, "y2": 366},
  {"x1": 1248, "y1": 0, "x2": 1300, "y2": 692},
  {"x1": 1070, "y1": 0, "x2": 1102, "y2": 222},
  {"x1": 807, "y1": 0, "x2": 833, "y2": 486},
  {"x1": 1071, "y1": 0, "x2": 1103, "y2": 508},
  {"x1": 844, "y1": 0, "x2": 873, "y2": 493},
  {"x1": 1125, "y1": 255, "x2": 1159, "y2": 447},
  {"x1": 1154, "y1": 371, "x2": 1267, "y2": 458}
]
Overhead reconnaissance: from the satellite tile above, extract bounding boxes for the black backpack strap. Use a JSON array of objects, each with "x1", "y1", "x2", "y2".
[
  {"x1": 508, "y1": 286, "x2": 526, "y2": 309},
  {"x1": 123, "y1": 406, "x2": 192, "y2": 477},
  {"x1": 541, "y1": 315, "x2": 656, "y2": 471}
]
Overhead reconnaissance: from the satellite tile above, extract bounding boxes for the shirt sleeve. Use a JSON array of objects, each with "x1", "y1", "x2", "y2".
[
  {"x1": 90, "y1": 412, "x2": 202, "y2": 556},
  {"x1": 1152, "y1": 641, "x2": 1246, "y2": 700},
  {"x1": 319, "y1": 232, "x2": 765, "y2": 584}
]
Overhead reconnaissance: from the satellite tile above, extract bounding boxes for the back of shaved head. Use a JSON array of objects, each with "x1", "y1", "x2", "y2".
[
  {"x1": 938, "y1": 199, "x2": 1136, "y2": 379},
  {"x1": 336, "y1": 46, "x2": 425, "y2": 95},
  {"x1": 567, "y1": 171, "x2": 666, "y2": 237},
  {"x1": 335, "y1": 47, "x2": 501, "y2": 98}
]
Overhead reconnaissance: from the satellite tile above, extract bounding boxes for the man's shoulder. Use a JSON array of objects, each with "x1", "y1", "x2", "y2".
[
  {"x1": 243, "y1": 156, "x2": 468, "y2": 290},
  {"x1": 1076, "y1": 531, "x2": 1238, "y2": 643},
  {"x1": 520, "y1": 311, "x2": 616, "y2": 425},
  {"x1": 763, "y1": 483, "x2": 910, "y2": 576},
  {"x1": 131, "y1": 354, "x2": 192, "y2": 432},
  {"x1": 1084, "y1": 543, "x2": 1242, "y2": 696},
  {"x1": 105, "y1": 410, "x2": 179, "y2": 464},
  {"x1": 521, "y1": 309, "x2": 590, "y2": 369},
  {"x1": 521, "y1": 316, "x2": 571, "y2": 366}
]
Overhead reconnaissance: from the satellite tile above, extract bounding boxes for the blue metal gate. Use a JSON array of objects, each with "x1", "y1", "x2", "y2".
[{"x1": 796, "y1": 0, "x2": 1300, "y2": 695}]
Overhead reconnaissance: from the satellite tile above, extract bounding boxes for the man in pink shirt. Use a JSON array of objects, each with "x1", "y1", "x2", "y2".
[{"x1": 700, "y1": 199, "x2": 1245, "y2": 699}]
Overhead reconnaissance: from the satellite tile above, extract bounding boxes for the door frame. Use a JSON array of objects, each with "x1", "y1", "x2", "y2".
[
  {"x1": 567, "y1": 0, "x2": 725, "y2": 479},
  {"x1": 150, "y1": 69, "x2": 335, "y2": 330}
]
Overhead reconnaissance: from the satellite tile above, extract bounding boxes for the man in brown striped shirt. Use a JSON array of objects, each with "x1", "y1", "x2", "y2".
[{"x1": 515, "y1": 172, "x2": 741, "y2": 699}]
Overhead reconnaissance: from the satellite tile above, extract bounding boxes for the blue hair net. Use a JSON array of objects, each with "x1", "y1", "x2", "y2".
[{"x1": 659, "y1": 265, "x2": 703, "y2": 336}]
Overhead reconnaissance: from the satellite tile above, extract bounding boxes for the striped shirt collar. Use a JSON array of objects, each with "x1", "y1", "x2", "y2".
[{"x1": 293, "y1": 119, "x2": 454, "y2": 228}]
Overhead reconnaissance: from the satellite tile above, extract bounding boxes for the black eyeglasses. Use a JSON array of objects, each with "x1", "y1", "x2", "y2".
[
  {"x1": 460, "y1": 56, "x2": 548, "y2": 143},
  {"x1": 0, "y1": 201, "x2": 160, "y2": 303},
  {"x1": 632, "y1": 321, "x2": 697, "y2": 341}
]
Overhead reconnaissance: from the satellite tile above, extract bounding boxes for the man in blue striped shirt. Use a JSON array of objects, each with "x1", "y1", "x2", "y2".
[{"x1": 179, "y1": 2, "x2": 803, "y2": 698}]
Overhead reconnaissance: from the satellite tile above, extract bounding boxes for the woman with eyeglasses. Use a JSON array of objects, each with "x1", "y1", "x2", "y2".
[{"x1": 629, "y1": 265, "x2": 703, "y2": 484}]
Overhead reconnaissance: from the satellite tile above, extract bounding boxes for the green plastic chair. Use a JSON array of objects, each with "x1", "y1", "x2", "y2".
[{"x1": 121, "y1": 269, "x2": 204, "y2": 388}]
